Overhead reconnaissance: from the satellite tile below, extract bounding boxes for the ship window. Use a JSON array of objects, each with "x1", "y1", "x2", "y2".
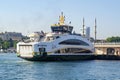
[
  {"x1": 56, "y1": 36, "x2": 60, "y2": 39},
  {"x1": 39, "y1": 48, "x2": 45, "y2": 52},
  {"x1": 59, "y1": 39, "x2": 89, "y2": 46},
  {"x1": 54, "y1": 48, "x2": 92, "y2": 53}
]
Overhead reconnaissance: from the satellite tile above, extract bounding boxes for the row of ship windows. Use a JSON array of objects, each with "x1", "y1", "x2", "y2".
[
  {"x1": 59, "y1": 39, "x2": 89, "y2": 46},
  {"x1": 45, "y1": 38, "x2": 89, "y2": 46}
]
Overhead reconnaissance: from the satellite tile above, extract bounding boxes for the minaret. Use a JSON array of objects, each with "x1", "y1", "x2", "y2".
[
  {"x1": 83, "y1": 18, "x2": 85, "y2": 36},
  {"x1": 95, "y1": 18, "x2": 97, "y2": 42}
]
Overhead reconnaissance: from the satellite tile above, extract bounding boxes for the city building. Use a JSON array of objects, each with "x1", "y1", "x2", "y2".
[{"x1": 0, "y1": 32, "x2": 23, "y2": 41}]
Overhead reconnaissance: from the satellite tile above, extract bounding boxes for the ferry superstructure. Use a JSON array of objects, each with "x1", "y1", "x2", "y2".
[{"x1": 16, "y1": 12, "x2": 94, "y2": 61}]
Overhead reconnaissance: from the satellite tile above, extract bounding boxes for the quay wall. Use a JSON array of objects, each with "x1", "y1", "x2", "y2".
[{"x1": 94, "y1": 55, "x2": 120, "y2": 60}]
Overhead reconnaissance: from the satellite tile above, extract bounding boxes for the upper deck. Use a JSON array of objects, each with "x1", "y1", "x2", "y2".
[{"x1": 51, "y1": 12, "x2": 73, "y2": 34}]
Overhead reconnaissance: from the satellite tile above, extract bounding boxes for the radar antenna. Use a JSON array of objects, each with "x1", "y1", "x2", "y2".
[{"x1": 59, "y1": 12, "x2": 65, "y2": 25}]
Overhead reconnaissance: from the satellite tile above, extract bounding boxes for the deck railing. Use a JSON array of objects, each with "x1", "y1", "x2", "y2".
[{"x1": 94, "y1": 42, "x2": 120, "y2": 45}]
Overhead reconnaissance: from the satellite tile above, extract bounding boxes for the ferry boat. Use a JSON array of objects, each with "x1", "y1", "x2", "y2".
[{"x1": 16, "y1": 12, "x2": 94, "y2": 61}]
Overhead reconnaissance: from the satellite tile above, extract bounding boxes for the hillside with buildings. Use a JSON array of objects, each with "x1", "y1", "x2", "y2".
[
  {"x1": 0, "y1": 32, "x2": 24, "y2": 53},
  {"x1": 0, "y1": 32, "x2": 23, "y2": 41}
]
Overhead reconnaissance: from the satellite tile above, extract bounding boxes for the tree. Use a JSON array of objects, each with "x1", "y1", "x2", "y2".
[
  {"x1": 2, "y1": 41, "x2": 10, "y2": 49},
  {"x1": 13, "y1": 40, "x2": 18, "y2": 49},
  {"x1": 106, "y1": 36, "x2": 120, "y2": 42}
]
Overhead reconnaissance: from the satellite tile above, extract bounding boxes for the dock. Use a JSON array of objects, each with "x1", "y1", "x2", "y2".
[
  {"x1": 94, "y1": 42, "x2": 120, "y2": 55},
  {"x1": 93, "y1": 42, "x2": 120, "y2": 60}
]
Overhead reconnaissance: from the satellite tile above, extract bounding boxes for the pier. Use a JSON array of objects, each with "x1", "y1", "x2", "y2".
[{"x1": 94, "y1": 42, "x2": 120, "y2": 55}]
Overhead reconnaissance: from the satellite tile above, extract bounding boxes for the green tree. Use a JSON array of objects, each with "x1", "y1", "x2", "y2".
[
  {"x1": 2, "y1": 41, "x2": 10, "y2": 49},
  {"x1": 13, "y1": 40, "x2": 18, "y2": 49},
  {"x1": 106, "y1": 36, "x2": 120, "y2": 42}
]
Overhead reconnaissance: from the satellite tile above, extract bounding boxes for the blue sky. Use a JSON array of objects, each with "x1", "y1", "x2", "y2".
[{"x1": 0, "y1": 0, "x2": 120, "y2": 39}]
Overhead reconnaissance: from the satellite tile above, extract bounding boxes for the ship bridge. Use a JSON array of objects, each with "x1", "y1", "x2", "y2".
[{"x1": 51, "y1": 12, "x2": 73, "y2": 34}]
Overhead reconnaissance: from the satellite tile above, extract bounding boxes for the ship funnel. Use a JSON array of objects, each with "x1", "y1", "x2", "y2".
[{"x1": 85, "y1": 27, "x2": 90, "y2": 40}]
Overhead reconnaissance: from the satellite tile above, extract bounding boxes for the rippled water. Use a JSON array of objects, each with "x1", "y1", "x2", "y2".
[{"x1": 0, "y1": 53, "x2": 120, "y2": 80}]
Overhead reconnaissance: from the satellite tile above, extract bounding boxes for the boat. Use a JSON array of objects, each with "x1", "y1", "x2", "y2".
[{"x1": 16, "y1": 12, "x2": 94, "y2": 61}]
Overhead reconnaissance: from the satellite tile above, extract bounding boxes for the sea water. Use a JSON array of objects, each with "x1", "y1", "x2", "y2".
[{"x1": 0, "y1": 53, "x2": 120, "y2": 80}]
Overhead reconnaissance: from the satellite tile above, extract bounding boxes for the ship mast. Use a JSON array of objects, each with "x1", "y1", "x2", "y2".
[{"x1": 59, "y1": 12, "x2": 65, "y2": 25}]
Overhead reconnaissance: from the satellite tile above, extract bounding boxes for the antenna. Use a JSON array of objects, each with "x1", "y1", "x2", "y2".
[
  {"x1": 94, "y1": 18, "x2": 97, "y2": 42},
  {"x1": 59, "y1": 12, "x2": 65, "y2": 25}
]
